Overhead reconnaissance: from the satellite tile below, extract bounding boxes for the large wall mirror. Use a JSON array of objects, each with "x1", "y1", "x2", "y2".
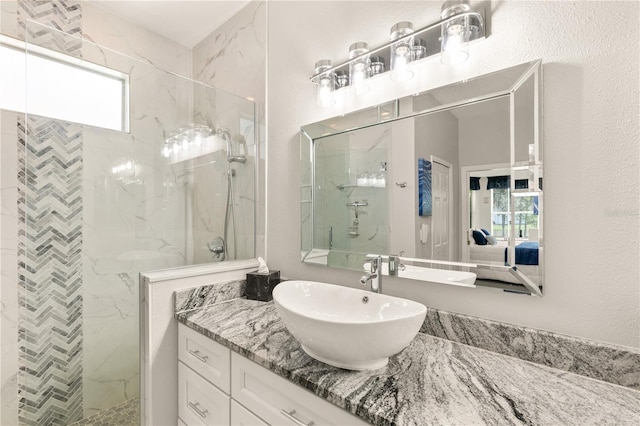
[{"x1": 301, "y1": 60, "x2": 543, "y2": 296}]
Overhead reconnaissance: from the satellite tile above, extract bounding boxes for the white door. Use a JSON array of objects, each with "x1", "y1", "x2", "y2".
[{"x1": 431, "y1": 159, "x2": 451, "y2": 261}]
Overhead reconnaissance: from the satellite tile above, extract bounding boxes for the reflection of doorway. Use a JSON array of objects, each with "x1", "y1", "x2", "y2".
[{"x1": 431, "y1": 156, "x2": 452, "y2": 261}]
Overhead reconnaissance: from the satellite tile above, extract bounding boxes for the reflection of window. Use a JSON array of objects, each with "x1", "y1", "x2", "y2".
[
  {"x1": 0, "y1": 36, "x2": 129, "y2": 132},
  {"x1": 491, "y1": 189, "x2": 539, "y2": 238},
  {"x1": 491, "y1": 188, "x2": 510, "y2": 238}
]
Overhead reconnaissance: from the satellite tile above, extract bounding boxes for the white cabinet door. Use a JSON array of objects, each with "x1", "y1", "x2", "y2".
[
  {"x1": 231, "y1": 400, "x2": 268, "y2": 426},
  {"x1": 231, "y1": 353, "x2": 369, "y2": 426},
  {"x1": 179, "y1": 362, "x2": 230, "y2": 426},
  {"x1": 179, "y1": 323, "x2": 231, "y2": 393}
]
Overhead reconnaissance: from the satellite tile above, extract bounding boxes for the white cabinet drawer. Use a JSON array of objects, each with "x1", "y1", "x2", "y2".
[
  {"x1": 179, "y1": 323, "x2": 231, "y2": 393},
  {"x1": 231, "y1": 400, "x2": 268, "y2": 426},
  {"x1": 179, "y1": 362, "x2": 230, "y2": 426},
  {"x1": 178, "y1": 418, "x2": 187, "y2": 426},
  {"x1": 231, "y1": 353, "x2": 369, "y2": 426}
]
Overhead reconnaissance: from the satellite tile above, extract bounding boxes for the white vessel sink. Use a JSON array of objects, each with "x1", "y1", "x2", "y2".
[{"x1": 272, "y1": 280, "x2": 427, "y2": 370}]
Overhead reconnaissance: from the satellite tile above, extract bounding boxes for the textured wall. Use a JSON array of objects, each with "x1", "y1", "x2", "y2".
[{"x1": 266, "y1": 1, "x2": 640, "y2": 348}]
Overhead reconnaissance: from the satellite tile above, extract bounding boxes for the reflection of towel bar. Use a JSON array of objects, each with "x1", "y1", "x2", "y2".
[
  {"x1": 346, "y1": 201, "x2": 368, "y2": 207},
  {"x1": 337, "y1": 184, "x2": 357, "y2": 190}
]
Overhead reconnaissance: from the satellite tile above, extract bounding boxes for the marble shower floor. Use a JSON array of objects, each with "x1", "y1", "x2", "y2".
[{"x1": 70, "y1": 398, "x2": 139, "y2": 426}]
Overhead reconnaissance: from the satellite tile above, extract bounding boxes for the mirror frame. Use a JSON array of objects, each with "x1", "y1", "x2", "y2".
[{"x1": 301, "y1": 60, "x2": 543, "y2": 296}]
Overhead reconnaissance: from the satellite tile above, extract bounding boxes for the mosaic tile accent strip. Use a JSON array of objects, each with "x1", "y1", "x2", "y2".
[
  {"x1": 15, "y1": 3, "x2": 84, "y2": 424},
  {"x1": 17, "y1": 115, "x2": 84, "y2": 425},
  {"x1": 69, "y1": 398, "x2": 139, "y2": 426},
  {"x1": 18, "y1": 0, "x2": 82, "y2": 57},
  {"x1": 420, "y1": 309, "x2": 640, "y2": 391},
  {"x1": 174, "y1": 279, "x2": 246, "y2": 313}
]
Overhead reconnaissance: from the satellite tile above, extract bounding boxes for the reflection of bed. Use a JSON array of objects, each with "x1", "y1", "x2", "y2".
[{"x1": 469, "y1": 240, "x2": 541, "y2": 285}]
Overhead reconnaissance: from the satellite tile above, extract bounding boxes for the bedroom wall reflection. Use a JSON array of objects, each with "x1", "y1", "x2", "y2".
[{"x1": 301, "y1": 60, "x2": 543, "y2": 295}]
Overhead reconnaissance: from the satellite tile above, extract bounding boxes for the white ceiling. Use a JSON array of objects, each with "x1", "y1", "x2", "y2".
[{"x1": 88, "y1": 0, "x2": 251, "y2": 47}]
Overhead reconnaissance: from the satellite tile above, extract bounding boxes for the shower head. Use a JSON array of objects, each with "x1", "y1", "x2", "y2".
[{"x1": 217, "y1": 128, "x2": 247, "y2": 164}]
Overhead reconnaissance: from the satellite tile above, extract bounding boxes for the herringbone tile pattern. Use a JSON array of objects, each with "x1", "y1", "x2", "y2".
[
  {"x1": 18, "y1": 115, "x2": 84, "y2": 425},
  {"x1": 16, "y1": 2, "x2": 85, "y2": 424},
  {"x1": 18, "y1": 0, "x2": 82, "y2": 57}
]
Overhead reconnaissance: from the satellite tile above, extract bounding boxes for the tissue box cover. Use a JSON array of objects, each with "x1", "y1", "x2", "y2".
[{"x1": 246, "y1": 271, "x2": 280, "y2": 301}]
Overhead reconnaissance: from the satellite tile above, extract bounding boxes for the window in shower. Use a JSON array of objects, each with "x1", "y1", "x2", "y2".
[{"x1": 0, "y1": 35, "x2": 129, "y2": 132}]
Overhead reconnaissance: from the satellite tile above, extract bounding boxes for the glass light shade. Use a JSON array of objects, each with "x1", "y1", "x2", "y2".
[
  {"x1": 336, "y1": 71, "x2": 349, "y2": 88},
  {"x1": 390, "y1": 21, "x2": 414, "y2": 81},
  {"x1": 349, "y1": 42, "x2": 370, "y2": 95},
  {"x1": 440, "y1": 0, "x2": 471, "y2": 65},
  {"x1": 370, "y1": 56, "x2": 385, "y2": 76},
  {"x1": 314, "y1": 59, "x2": 335, "y2": 107},
  {"x1": 411, "y1": 39, "x2": 427, "y2": 62}
]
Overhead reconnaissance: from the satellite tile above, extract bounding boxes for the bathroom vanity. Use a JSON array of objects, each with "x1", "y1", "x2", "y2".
[
  {"x1": 174, "y1": 287, "x2": 640, "y2": 426},
  {"x1": 178, "y1": 323, "x2": 367, "y2": 426}
]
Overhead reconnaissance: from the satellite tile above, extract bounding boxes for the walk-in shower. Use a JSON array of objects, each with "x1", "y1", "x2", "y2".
[{"x1": 0, "y1": 17, "x2": 256, "y2": 426}]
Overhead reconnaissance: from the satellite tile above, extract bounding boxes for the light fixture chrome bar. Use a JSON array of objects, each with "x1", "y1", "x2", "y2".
[{"x1": 310, "y1": 10, "x2": 485, "y2": 83}]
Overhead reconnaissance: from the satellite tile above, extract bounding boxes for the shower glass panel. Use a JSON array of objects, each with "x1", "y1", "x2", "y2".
[
  {"x1": 19, "y1": 20, "x2": 255, "y2": 424},
  {"x1": 312, "y1": 125, "x2": 390, "y2": 270}
]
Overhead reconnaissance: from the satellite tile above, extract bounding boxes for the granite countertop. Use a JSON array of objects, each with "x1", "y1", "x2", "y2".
[{"x1": 175, "y1": 298, "x2": 640, "y2": 426}]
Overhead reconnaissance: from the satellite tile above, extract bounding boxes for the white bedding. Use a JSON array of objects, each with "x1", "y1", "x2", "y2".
[{"x1": 468, "y1": 241, "x2": 541, "y2": 286}]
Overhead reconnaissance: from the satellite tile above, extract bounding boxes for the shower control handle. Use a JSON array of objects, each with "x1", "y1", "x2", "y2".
[{"x1": 209, "y1": 245, "x2": 224, "y2": 255}]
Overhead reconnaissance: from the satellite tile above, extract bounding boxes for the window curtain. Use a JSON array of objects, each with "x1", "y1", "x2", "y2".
[
  {"x1": 470, "y1": 177, "x2": 481, "y2": 190},
  {"x1": 486, "y1": 175, "x2": 510, "y2": 190}
]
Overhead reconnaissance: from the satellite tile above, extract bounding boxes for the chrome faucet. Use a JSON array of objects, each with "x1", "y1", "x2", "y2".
[{"x1": 360, "y1": 255, "x2": 382, "y2": 293}]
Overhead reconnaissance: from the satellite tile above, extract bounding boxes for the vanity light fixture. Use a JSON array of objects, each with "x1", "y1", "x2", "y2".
[
  {"x1": 440, "y1": 0, "x2": 478, "y2": 65},
  {"x1": 390, "y1": 22, "x2": 415, "y2": 81},
  {"x1": 315, "y1": 59, "x2": 336, "y2": 107},
  {"x1": 348, "y1": 42, "x2": 370, "y2": 94},
  {"x1": 310, "y1": 0, "x2": 485, "y2": 107}
]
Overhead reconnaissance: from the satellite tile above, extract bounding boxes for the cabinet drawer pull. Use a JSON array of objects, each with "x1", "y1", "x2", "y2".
[
  {"x1": 188, "y1": 349, "x2": 209, "y2": 363},
  {"x1": 280, "y1": 409, "x2": 315, "y2": 426},
  {"x1": 188, "y1": 401, "x2": 208, "y2": 419}
]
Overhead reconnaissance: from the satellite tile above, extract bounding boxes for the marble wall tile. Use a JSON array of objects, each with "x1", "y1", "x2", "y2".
[
  {"x1": 421, "y1": 308, "x2": 640, "y2": 390},
  {"x1": 80, "y1": 38, "x2": 193, "y2": 415},
  {"x1": 82, "y1": 1, "x2": 191, "y2": 77},
  {"x1": 192, "y1": 1, "x2": 265, "y2": 261},
  {"x1": 192, "y1": 1, "x2": 265, "y2": 103},
  {"x1": 0, "y1": 1, "x2": 18, "y2": 38},
  {"x1": 0, "y1": 110, "x2": 19, "y2": 426}
]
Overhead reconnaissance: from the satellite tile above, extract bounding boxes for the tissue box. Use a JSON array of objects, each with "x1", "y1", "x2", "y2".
[{"x1": 246, "y1": 271, "x2": 280, "y2": 302}]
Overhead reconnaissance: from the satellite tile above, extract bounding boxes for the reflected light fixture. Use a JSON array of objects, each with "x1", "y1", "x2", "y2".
[
  {"x1": 310, "y1": 0, "x2": 485, "y2": 107},
  {"x1": 315, "y1": 59, "x2": 335, "y2": 107}
]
